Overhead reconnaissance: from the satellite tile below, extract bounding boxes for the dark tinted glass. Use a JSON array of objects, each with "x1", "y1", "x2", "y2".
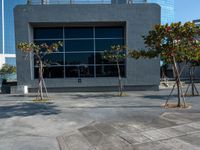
[
  {"x1": 65, "y1": 40, "x2": 94, "y2": 51},
  {"x1": 35, "y1": 67, "x2": 64, "y2": 78},
  {"x1": 95, "y1": 52, "x2": 125, "y2": 64},
  {"x1": 43, "y1": 53, "x2": 64, "y2": 66},
  {"x1": 96, "y1": 65, "x2": 125, "y2": 77},
  {"x1": 34, "y1": 40, "x2": 64, "y2": 52},
  {"x1": 34, "y1": 28, "x2": 63, "y2": 39},
  {"x1": 65, "y1": 53, "x2": 94, "y2": 65},
  {"x1": 95, "y1": 27, "x2": 124, "y2": 38},
  {"x1": 65, "y1": 66, "x2": 94, "y2": 77},
  {"x1": 65, "y1": 27, "x2": 93, "y2": 38},
  {"x1": 95, "y1": 39, "x2": 124, "y2": 51}
]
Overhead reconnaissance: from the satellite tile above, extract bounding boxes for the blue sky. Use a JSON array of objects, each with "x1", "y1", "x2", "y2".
[{"x1": 175, "y1": 0, "x2": 200, "y2": 23}]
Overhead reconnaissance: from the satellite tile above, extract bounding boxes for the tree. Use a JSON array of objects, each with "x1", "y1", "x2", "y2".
[
  {"x1": 0, "y1": 64, "x2": 16, "y2": 78},
  {"x1": 185, "y1": 57, "x2": 200, "y2": 96},
  {"x1": 103, "y1": 45, "x2": 127, "y2": 96},
  {"x1": 129, "y1": 22, "x2": 200, "y2": 107},
  {"x1": 17, "y1": 42, "x2": 62, "y2": 100}
]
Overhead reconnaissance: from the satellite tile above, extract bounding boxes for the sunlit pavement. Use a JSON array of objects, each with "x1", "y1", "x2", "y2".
[{"x1": 0, "y1": 88, "x2": 200, "y2": 150}]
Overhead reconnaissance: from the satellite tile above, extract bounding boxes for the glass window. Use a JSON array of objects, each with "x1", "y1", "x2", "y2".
[
  {"x1": 65, "y1": 53, "x2": 94, "y2": 65},
  {"x1": 65, "y1": 27, "x2": 93, "y2": 38},
  {"x1": 5, "y1": 57, "x2": 16, "y2": 66},
  {"x1": 65, "y1": 40, "x2": 94, "y2": 51},
  {"x1": 34, "y1": 40, "x2": 64, "y2": 52},
  {"x1": 96, "y1": 65, "x2": 125, "y2": 77},
  {"x1": 43, "y1": 53, "x2": 64, "y2": 66},
  {"x1": 33, "y1": 26, "x2": 126, "y2": 78},
  {"x1": 34, "y1": 53, "x2": 64, "y2": 66},
  {"x1": 95, "y1": 27, "x2": 124, "y2": 38},
  {"x1": 34, "y1": 28, "x2": 63, "y2": 39},
  {"x1": 65, "y1": 66, "x2": 94, "y2": 77},
  {"x1": 95, "y1": 52, "x2": 125, "y2": 65},
  {"x1": 35, "y1": 66, "x2": 64, "y2": 78},
  {"x1": 95, "y1": 39, "x2": 124, "y2": 51}
]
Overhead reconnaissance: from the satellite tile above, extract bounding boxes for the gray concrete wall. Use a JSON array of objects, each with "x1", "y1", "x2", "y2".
[{"x1": 14, "y1": 3, "x2": 160, "y2": 91}]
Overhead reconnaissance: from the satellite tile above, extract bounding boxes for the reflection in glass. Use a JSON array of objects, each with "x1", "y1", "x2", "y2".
[
  {"x1": 96, "y1": 52, "x2": 125, "y2": 65},
  {"x1": 65, "y1": 27, "x2": 93, "y2": 38},
  {"x1": 34, "y1": 28, "x2": 63, "y2": 39},
  {"x1": 65, "y1": 40, "x2": 94, "y2": 51},
  {"x1": 65, "y1": 66, "x2": 94, "y2": 77},
  {"x1": 95, "y1": 39, "x2": 124, "y2": 51},
  {"x1": 43, "y1": 53, "x2": 64, "y2": 66},
  {"x1": 34, "y1": 53, "x2": 64, "y2": 66},
  {"x1": 33, "y1": 26, "x2": 126, "y2": 78},
  {"x1": 95, "y1": 27, "x2": 124, "y2": 38},
  {"x1": 35, "y1": 67, "x2": 64, "y2": 78},
  {"x1": 96, "y1": 65, "x2": 125, "y2": 77},
  {"x1": 34, "y1": 40, "x2": 64, "y2": 52},
  {"x1": 65, "y1": 53, "x2": 94, "y2": 65}
]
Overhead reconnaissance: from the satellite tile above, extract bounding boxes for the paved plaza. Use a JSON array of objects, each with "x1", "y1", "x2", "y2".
[{"x1": 0, "y1": 88, "x2": 200, "y2": 150}]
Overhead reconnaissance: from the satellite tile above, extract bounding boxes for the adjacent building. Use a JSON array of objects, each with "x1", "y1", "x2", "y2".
[
  {"x1": 14, "y1": 1, "x2": 161, "y2": 91},
  {"x1": 0, "y1": 0, "x2": 26, "y2": 68},
  {"x1": 133, "y1": 0, "x2": 174, "y2": 24}
]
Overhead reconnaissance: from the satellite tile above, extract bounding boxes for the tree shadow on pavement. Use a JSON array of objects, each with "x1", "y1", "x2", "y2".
[
  {"x1": 70, "y1": 93, "x2": 128, "y2": 100},
  {"x1": 0, "y1": 102, "x2": 61, "y2": 119},
  {"x1": 141, "y1": 94, "x2": 177, "y2": 101}
]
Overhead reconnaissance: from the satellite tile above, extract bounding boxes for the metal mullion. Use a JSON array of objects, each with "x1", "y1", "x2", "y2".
[
  {"x1": 34, "y1": 38, "x2": 63, "y2": 41},
  {"x1": 65, "y1": 64, "x2": 95, "y2": 66},
  {"x1": 65, "y1": 51, "x2": 94, "y2": 53},
  {"x1": 63, "y1": 26, "x2": 66, "y2": 79},
  {"x1": 95, "y1": 37, "x2": 124, "y2": 40},
  {"x1": 64, "y1": 38, "x2": 94, "y2": 40},
  {"x1": 93, "y1": 26, "x2": 96, "y2": 78}
]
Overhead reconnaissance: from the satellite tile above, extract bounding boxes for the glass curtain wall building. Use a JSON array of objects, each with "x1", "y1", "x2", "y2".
[
  {"x1": 0, "y1": 0, "x2": 26, "y2": 68},
  {"x1": 134, "y1": 0, "x2": 174, "y2": 24}
]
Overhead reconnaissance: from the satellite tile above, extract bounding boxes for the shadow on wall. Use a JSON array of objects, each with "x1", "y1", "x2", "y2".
[{"x1": 0, "y1": 102, "x2": 61, "y2": 119}]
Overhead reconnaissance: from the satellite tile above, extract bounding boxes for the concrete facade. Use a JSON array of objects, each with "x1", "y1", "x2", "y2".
[{"x1": 14, "y1": 3, "x2": 160, "y2": 91}]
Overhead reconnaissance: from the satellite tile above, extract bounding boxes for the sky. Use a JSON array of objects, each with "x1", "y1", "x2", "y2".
[{"x1": 175, "y1": 0, "x2": 200, "y2": 23}]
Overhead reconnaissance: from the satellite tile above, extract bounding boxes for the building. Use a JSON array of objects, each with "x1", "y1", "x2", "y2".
[
  {"x1": 1, "y1": 0, "x2": 174, "y2": 69},
  {"x1": 194, "y1": 19, "x2": 200, "y2": 26},
  {"x1": 14, "y1": 1, "x2": 160, "y2": 91},
  {"x1": 0, "y1": 0, "x2": 26, "y2": 68}
]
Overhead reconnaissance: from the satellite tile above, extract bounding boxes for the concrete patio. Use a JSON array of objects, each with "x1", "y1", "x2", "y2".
[{"x1": 0, "y1": 88, "x2": 200, "y2": 150}]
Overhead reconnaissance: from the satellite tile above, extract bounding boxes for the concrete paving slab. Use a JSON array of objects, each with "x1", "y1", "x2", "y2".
[
  {"x1": 187, "y1": 122, "x2": 200, "y2": 130},
  {"x1": 0, "y1": 89, "x2": 200, "y2": 150},
  {"x1": 127, "y1": 132, "x2": 152, "y2": 144},
  {"x1": 178, "y1": 132, "x2": 200, "y2": 148},
  {"x1": 0, "y1": 136, "x2": 59, "y2": 150},
  {"x1": 92, "y1": 123, "x2": 118, "y2": 135},
  {"x1": 132, "y1": 141, "x2": 174, "y2": 150},
  {"x1": 156, "y1": 127, "x2": 186, "y2": 138},
  {"x1": 57, "y1": 131, "x2": 93, "y2": 150},
  {"x1": 172, "y1": 124, "x2": 197, "y2": 134},
  {"x1": 141, "y1": 129, "x2": 169, "y2": 141},
  {"x1": 161, "y1": 138, "x2": 200, "y2": 150},
  {"x1": 79, "y1": 125, "x2": 104, "y2": 147}
]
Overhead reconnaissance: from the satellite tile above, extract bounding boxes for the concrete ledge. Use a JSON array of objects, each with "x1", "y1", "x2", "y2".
[{"x1": 28, "y1": 85, "x2": 159, "y2": 93}]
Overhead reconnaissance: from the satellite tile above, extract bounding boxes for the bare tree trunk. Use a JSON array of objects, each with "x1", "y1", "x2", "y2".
[
  {"x1": 185, "y1": 66, "x2": 199, "y2": 96},
  {"x1": 38, "y1": 60, "x2": 44, "y2": 100},
  {"x1": 172, "y1": 56, "x2": 181, "y2": 107},
  {"x1": 117, "y1": 61, "x2": 123, "y2": 96}
]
